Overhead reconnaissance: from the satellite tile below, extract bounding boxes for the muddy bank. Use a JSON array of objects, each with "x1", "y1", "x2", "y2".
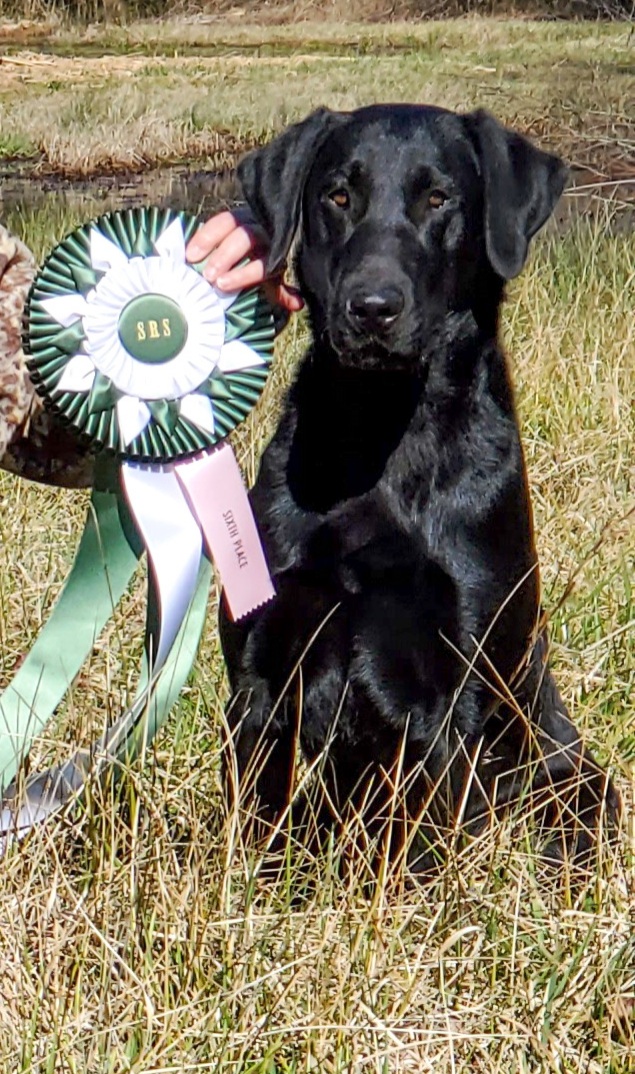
[
  {"x1": 1, "y1": 159, "x2": 633, "y2": 233},
  {"x1": 0, "y1": 163, "x2": 241, "y2": 220},
  {"x1": 552, "y1": 165, "x2": 635, "y2": 234}
]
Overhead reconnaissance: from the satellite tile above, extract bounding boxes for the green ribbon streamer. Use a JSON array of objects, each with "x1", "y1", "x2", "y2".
[
  {"x1": 0, "y1": 479, "x2": 212, "y2": 834},
  {"x1": 0, "y1": 459, "x2": 142, "y2": 794},
  {"x1": 0, "y1": 556, "x2": 211, "y2": 835}
]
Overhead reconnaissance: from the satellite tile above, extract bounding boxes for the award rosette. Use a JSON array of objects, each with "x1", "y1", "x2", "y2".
[{"x1": 0, "y1": 207, "x2": 276, "y2": 848}]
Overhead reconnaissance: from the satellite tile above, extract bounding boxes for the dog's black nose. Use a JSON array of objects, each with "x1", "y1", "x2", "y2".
[{"x1": 346, "y1": 287, "x2": 405, "y2": 333}]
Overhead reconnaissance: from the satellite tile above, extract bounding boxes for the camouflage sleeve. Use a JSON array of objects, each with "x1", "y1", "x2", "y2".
[
  {"x1": 0, "y1": 225, "x2": 94, "y2": 488},
  {"x1": 0, "y1": 224, "x2": 37, "y2": 458}
]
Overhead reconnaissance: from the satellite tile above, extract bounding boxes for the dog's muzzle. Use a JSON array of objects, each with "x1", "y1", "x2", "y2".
[{"x1": 345, "y1": 286, "x2": 406, "y2": 337}]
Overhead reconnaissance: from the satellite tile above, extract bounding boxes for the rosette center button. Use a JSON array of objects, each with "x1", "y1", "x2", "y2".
[{"x1": 118, "y1": 293, "x2": 189, "y2": 364}]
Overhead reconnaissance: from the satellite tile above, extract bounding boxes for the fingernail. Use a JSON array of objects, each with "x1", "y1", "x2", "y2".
[
  {"x1": 204, "y1": 263, "x2": 219, "y2": 283},
  {"x1": 186, "y1": 242, "x2": 201, "y2": 260},
  {"x1": 215, "y1": 274, "x2": 230, "y2": 289}
]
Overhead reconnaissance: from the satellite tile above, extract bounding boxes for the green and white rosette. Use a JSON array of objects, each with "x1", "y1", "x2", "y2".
[{"x1": 0, "y1": 207, "x2": 276, "y2": 850}]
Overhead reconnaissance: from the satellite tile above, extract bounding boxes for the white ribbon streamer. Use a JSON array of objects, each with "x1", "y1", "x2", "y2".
[{"x1": 121, "y1": 464, "x2": 203, "y2": 672}]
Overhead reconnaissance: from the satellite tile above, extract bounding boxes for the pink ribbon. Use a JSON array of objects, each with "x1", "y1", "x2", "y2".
[{"x1": 175, "y1": 444, "x2": 275, "y2": 620}]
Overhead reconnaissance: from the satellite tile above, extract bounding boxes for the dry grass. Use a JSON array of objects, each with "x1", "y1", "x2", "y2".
[
  {"x1": 0, "y1": 19, "x2": 633, "y2": 175},
  {"x1": 0, "y1": 16, "x2": 634, "y2": 1072},
  {"x1": 0, "y1": 207, "x2": 633, "y2": 1071}
]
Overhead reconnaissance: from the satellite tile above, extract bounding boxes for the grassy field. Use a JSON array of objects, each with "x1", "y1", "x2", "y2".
[
  {"x1": 0, "y1": 15, "x2": 634, "y2": 1074},
  {"x1": 0, "y1": 19, "x2": 633, "y2": 175}
]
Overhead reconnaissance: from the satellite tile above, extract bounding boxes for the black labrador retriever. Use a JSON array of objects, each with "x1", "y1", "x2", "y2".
[{"x1": 219, "y1": 105, "x2": 619, "y2": 871}]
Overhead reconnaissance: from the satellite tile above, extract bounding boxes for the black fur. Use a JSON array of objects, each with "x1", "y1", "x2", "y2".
[{"x1": 220, "y1": 105, "x2": 619, "y2": 871}]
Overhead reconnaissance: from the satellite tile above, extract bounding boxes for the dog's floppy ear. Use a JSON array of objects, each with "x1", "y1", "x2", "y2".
[
  {"x1": 469, "y1": 109, "x2": 568, "y2": 280},
  {"x1": 238, "y1": 108, "x2": 343, "y2": 275}
]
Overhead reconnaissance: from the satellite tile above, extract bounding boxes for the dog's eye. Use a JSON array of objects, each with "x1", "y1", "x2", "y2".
[
  {"x1": 328, "y1": 188, "x2": 350, "y2": 209},
  {"x1": 428, "y1": 190, "x2": 447, "y2": 209}
]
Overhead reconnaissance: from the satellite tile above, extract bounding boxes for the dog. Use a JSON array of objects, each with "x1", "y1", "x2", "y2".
[{"x1": 219, "y1": 105, "x2": 620, "y2": 872}]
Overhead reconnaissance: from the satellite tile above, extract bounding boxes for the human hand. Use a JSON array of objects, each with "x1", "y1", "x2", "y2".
[{"x1": 186, "y1": 210, "x2": 304, "y2": 314}]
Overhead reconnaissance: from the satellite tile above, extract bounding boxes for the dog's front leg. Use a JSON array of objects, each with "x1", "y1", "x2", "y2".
[{"x1": 219, "y1": 571, "x2": 348, "y2": 841}]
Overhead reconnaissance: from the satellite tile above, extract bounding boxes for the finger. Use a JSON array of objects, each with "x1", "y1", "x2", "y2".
[
  {"x1": 202, "y1": 227, "x2": 265, "y2": 283},
  {"x1": 185, "y1": 211, "x2": 241, "y2": 261},
  {"x1": 216, "y1": 262, "x2": 303, "y2": 313},
  {"x1": 264, "y1": 280, "x2": 305, "y2": 313},
  {"x1": 215, "y1": 256, "x2": 268, "y2": 292},
  {"x1": 217, "y1": 261, "x2": 304, "y2": 312}
]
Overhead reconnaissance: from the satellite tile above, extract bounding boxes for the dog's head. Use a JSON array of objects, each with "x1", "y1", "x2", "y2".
[{"x1": 239, "y1": 105, "x2": 566, "y2": 371}]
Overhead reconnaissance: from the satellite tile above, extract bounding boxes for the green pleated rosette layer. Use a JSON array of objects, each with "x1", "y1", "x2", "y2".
[{"x1": 24, "y1": 207, "x2": 275, "y2": 463}]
